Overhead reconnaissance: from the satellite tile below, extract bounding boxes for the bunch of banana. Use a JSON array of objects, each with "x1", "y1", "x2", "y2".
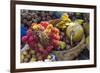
[{"x1": 57, "y1": 13, "x2": 71, "y2": 29}]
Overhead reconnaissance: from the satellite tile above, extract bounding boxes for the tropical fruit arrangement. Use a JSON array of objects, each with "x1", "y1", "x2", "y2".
[{"x1": 21, "y1": 10, "x2": 89, "y2": 63}]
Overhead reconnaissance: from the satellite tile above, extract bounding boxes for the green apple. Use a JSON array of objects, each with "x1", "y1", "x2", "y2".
[{"x1": 66, "y1": 22, "x2": 84, "y2": 42}]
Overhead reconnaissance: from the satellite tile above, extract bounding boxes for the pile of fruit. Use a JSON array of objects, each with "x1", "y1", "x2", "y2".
[
  {"x1": 21, "y1": 10, "x2": 62, "y2": 28},
  {"x1": 21, "y1": 10, "x2": 90, "y2": 63}
]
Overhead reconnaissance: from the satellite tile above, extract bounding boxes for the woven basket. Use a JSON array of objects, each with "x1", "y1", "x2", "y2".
[{"x1": 49, "y1": 19, "x2": 86, "y2": 60}]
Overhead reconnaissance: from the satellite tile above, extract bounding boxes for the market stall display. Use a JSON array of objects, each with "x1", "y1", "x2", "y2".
[{"x1": 20, "y1": 10, "x2": 89, "y2": 63}]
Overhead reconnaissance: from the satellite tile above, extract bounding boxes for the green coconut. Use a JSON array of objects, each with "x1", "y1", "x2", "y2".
[{"x1": 66, "y1": 22, "x2": 84, "y2": 42}]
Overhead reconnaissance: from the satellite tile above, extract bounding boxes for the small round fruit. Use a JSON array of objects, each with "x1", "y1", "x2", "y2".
[
  {"x1": 32, "y1": 55, "x2": 36, "y2": 58},
  {"x1": 46, "y1": 24, "x2": 53, "y2": 30},
  {"x1": 22, "y1": 19, "x2": 27, "y2": 24},
  {"x1": 30, "y1": 57, "x2": 36, "y2": 62},
  {"x1": 28, "y1": 36, "x2": 34, "y2": 42},
  {"x1": 51, "y1": 27, "x2": 59, "y2": 35},
  {"x1": 31, "y1": 24, "x2": 40, "y2": 30},
  {"x1": 40, "y1": 21, "x2": 49, "y2": 29},
  {"x1": 66, "y1": 22, "x2": 84, "y2": 42},
  {"x1": 30, "y1": 50, "x2": 35, "y2": 55},
  {"x1": 60, "y1": 41, "x2": 66, "y2": 50},
  {"x1": 52, "y1": 39, "x2": 60, "y2": 47},
  {"x1": 22, "y1": 36, "x2": 28, "y2": 43},
  {"x1": 24, "y1": 58, "x2": 29, "y2": 62},
  {"x1": 26, "y1": 54, "x2": 31, "y2": 59},
  {"x1": 54, "y1": 34, "x2": 60, "y2": 40},
  {"x1": 23, "y1": 51, "x2": 28, "y2": 56},
  {"x1": 26, "y1": 15, "x2": 32, "y2": 21}
]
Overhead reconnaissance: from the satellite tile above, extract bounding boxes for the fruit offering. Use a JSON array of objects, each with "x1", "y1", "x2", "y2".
[
  {"x1": 21, "y1": 10, "x2": 90, "y2": 62},
  {"x1": 21, "y1": 21, "x2": 61, "y2": 61}
]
